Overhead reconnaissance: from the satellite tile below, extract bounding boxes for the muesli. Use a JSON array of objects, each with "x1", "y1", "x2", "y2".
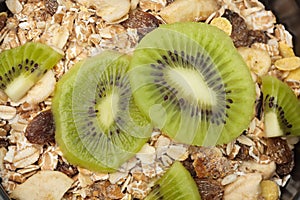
[{"x1": 0, "y1": 0, "x2": 299, "y2": 199}]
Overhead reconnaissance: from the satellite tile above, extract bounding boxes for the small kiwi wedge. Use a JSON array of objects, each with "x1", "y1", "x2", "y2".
[
  {"x1": 129, "y1": 22, "x2": 256, "y2": 146},
  {"x1": 261, "y1": 76, "x2": 300, "y2": 137},
  {"x1": 52, "y1": 51, "x2": 151, "y2": 172},
  {"x1": 0, "y1": 42, "x2": 63, "y2": 101},
  {"x1": 145, "y1": 161, "x2": 201, "y2": 200}
]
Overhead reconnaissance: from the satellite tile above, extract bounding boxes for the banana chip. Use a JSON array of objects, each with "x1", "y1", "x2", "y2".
[
  {"x1": 274, "y1": 56, "x2": 300, "y2": 71},
  {"x1": 278, "y1": 41, "x2": 295, "y2": 58},
  {"x1": 11, "y1": 170, "x2": 74, "y2": 200},
  {"x1": 210, "y1": 17, "x2": 232, "y2": 35},
  {"x1": 238, "y1": 47, "x2": 271, "y2": 76}
]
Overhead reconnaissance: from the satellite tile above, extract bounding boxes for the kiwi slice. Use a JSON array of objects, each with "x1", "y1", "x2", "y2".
[
  {"x1": 129, "y1": 22, "x2": 256, "y2": 146},
  {"x1": 0, "y1": 42, "x2": 63, "y2": 101},
  {"x1": 145, "y1": 161, "x2": 201, "y2": 200},
  {"x1": 261, "y1": 76, "x2": 300, "y2": 137},
  {"x1": 52, "y1": 51, "x2": 151, "y2": 172}
]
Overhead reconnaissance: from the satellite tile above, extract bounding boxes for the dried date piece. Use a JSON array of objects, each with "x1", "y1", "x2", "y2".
[
  {"x1": 266, "y1": 137, "x2": 294, "y2": 176},
  {"x1": 195, "y1": 178, "x2": 224, "y2": 200},
  {"x1": 45, "y1": 0, "x2": 58, "y2": 16},
  {"x1": 222, "y1": 9, "x2": 267, "y2": 47},
  {"x1": 193, "y1": 149, "x2": 234, "y2": 179},
  {"x1": 121, "y1": 9, "x2": 160, "y2": 38},
  {"x1": 25, "y1": 110, "x2": 55, "y2": 145},
  {"x1": 276, "y1": 155, "x2": 295, "y2": 176}
]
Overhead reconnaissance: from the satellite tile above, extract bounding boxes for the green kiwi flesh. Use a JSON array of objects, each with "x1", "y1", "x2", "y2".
[
  {"x1": 262, "y1": 76, "x2": 300, "y2": 137},
  {"x1": 52, "y1": 51, "x2": 151, "y2": 172},
  {"x1": 0, "y1": 42, "x2": 63, "y2": 101},
  {"x1": 145, "y1": 161, "x2": 201, "y2": 200},
  {"x1": 129, "y1": 22, "x2": 256, "y2": 146}
]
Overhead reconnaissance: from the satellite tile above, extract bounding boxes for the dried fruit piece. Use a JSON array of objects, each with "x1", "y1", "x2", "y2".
[
  {"x1": 11, "y1": 170, "x2": 74, "y2": 200},
  {"x1": 195, "y1": 178, "x2": 224, "y2": 200},
  {"x1": 238, "y1": 47, "x2": 271, "y2": 76},
  {"x1": 121, "y1": 9, "x2": 160, "y2": 38},
  {"x1": 25, "y1": 110, "x2": 55, "y2": 145},
  {"x1": 210, "y1": 17, "x2": 232, "y2": 36},
  {"x1": 222, "y1": 10, "x2": 267, "y2": 48},
  {"x1": 45, "y1": 0, "x2": 58, "y2": 15},
  {"x1": 159, "y1": 0, "x2": 219, "y2": 23},
  {"x1": 265, "y1": 137, "x2": 295, "y2": 176},
  {"x1": 260, "y1": 180, "x2": 279, "y2": 200},
  {"x1": 274, "y1": 57, "x2": 300, "y2": 71}
]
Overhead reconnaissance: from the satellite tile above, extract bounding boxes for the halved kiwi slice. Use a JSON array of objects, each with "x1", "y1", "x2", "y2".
[
  {"x1": 129, "y1": 22, "x2": 256, "y2": 146},
  {"x1": 261, "y1": 76, "x2": 300, "y2": 137},
  {"x1": 0, "y1": 42, "x2": 63, "y2": 101},
  {"x1": 145, "y1": 161, "x2": 201, "y2": 200},
  {"x1": 52, "y1": 51, "x2": 152, "y2": 172}
]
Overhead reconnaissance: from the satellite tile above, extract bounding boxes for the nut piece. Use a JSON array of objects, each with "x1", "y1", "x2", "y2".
[
  {"x1": 79, "y1": 0, "x2": 130, "y2": 23},
  {"x1": 260, "y1": 180, "x2": 279, "y2": 200},
  {"x1": 274, "y1": 57, "x2": 300, "y2": 71},
  {"x1": 238, "y1": 47, "x2": 271, "y2": 76},
  {"x1": 210, "y1": 17, "x2": 232, "y2": 35},
  {"x1": 223, "y1": 173, "x2": 262, "y2": 200},
  {"x1": 121, "y1": 9, "x2": 160, "y2": 37},
  {"x1": 239, "y1": 161, "x2": 276, "y2": 179},
  {"x1": 159, "y1": 0, "x2": 219, "y2": 23},
  {"x1": 11, "y1": 170, "x2": 74, "y2": 200}
]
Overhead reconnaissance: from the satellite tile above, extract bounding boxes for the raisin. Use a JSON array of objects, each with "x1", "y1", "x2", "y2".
[
  {"x1": 121, "y1": 9, "x2": 161, "y2": 38},
  {"x1": 25, "y1": 110, "x2": 55, "y2": 145},
  {"x1": 248, "y1": 30, "x2": 268, "y2": 44},
  {"x1": 195, "y1": 178, "x2": 224, "y2": 200},
  {"x1": 276, "y1": 155, "x2": 295, "y2": 176},
  {"x1": 266, "y1": 137, "x2": 293, "y2": 164},
  {"x1": 45, "y1": 0, "x2": 58, "y2": 16}
]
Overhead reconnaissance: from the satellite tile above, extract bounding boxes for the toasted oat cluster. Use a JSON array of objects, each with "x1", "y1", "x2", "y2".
[{"x1": 0, "y1": 0, "x2": 300, "y2": 199}]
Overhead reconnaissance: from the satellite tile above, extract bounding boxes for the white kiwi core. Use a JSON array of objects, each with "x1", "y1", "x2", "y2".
[
  {"x1": 166, "y1": 67, "x2": 217, "y2": 106},
  {"x1": 264, "y1": 111, "x2": 284, "y2": 137},
  {"x1": 96, "y1": 91, "x2": 119, "y2": 131}
]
